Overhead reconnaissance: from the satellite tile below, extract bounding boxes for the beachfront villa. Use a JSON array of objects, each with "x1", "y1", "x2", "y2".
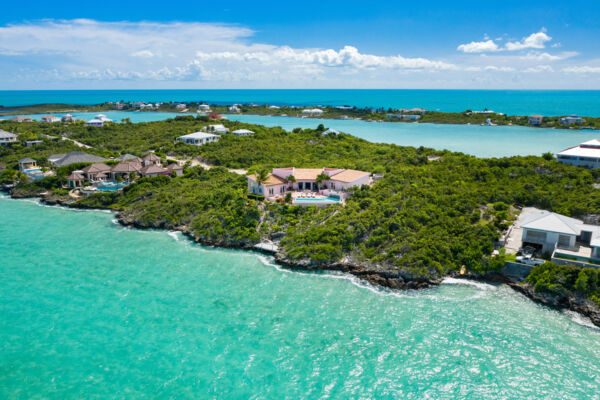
[
  {"x1": 81, "y1": 163, "x2": 112, "y2": 182},
  {"x1": 232, "y1": 129, "x2": 254, "y2": 136},
  {"x1": 18, "y1": 157, "x2": 38, "y2": 172},
  {"x1": 41, "y1": 115, "x2": 61, "y2": 123},
  {"x1": 61, "y1": 114, "x2": 76, "y2": 123},
  {"x1": 177, "y1": 131, "x2": 221, "y2": 146},
  {"x1": 247, "y1": 167, "x2": 371, "y2": 205},
  {"x1": 556, "y1": 139, "x2": 600, "y2": 168},
  {"x1": 10, "y1": 116, "x2": 34, "y2": 123},
  {"x1": 66, "y1": 172, "x2": 85, "y2": 189},
  {"x1": 528, "y1": 115, "x2": 544, "y2": 125},
  {"x1": 229, "y1": 105, "x2": 241, "y2": 112},
  {"x1": 0, "y1": 129, "x2": 17, "y2": 146},
  {"x1": 560, "y1": 115, "x2": 586, "y2": 126},
  {"x1": 197, "y1": 104, "x2": 211, "y2": 112},
  {"x1": 520, "y1": 210, "x2": 600, "y2": 266}
]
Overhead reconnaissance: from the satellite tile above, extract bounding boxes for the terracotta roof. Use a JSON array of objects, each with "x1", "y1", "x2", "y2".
[
  {"x1": 111, "y1": 161, "x2": 141, "y2": 173},
  {"x1": 329, "y1": 169, "x2": 370, "y2": 183},
  {"x1": 166, "y1": 163, "x2": 183, "y2": 170},
  {"x1": 66, "y1": 172, "x2": 84, "y2": 180},
  {"x1": 140, "y1": 164, "x2": 167, "y2": 175},
  {"x1": 142, "y1": 153, "x2": 161, "y2": 162},
  {"x1": 81, "y1": 163, "x2": 112, "y2": 173},
  {"x1": 247, "y1": 174, "x2": 286, "y2": 186},
  {"x1": 293, "y1": 168, "x2": 325, "y2": 180}
]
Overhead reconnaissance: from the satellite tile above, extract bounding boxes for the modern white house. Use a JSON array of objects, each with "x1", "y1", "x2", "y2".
[
  {"x1": 228, "y1": 105, "x2": 241, "y2": 112},
  {"x1": 61, "y1": 114, "x2": 76, "y2": 123},
  {"x1": 41, "y1": 115, "x2": 61, "y2": 123},
  {"x1": 232, "y1": 129, "x2": 254, "y2": 136},
  {"x1": 176, "y1": 103, "x2": 187, "y2": 110},
  {"x1": 197, "y1": 104, "x2": 211, "y2": 112},
  {"x1": 528, "y1": 115, "x2": 543, "y2": 125},
  {"x1": 0, "y1": 129, "x2": 17, "y2": 146},
  {"x1": 176, "y1": 131, "x2": 221, "y2": 146},
  {"x1": 556, "y1": 139, "x2": 600, "y2": 168},
  {"x1": 560, "y1": 115, "x2": 586, "y2": 126},
  {"x1": 203, "y1": 124, "x2": 229, "y2": 134},
  {"x1": 94, "y1": 114, "x2": 113, "y2": 122},
  {"x1": 140, "y1": 104, "x2": 154, "y2": 110},
  {"x1": 521, "y1": 210, "x2": 600, "y2": 263}
]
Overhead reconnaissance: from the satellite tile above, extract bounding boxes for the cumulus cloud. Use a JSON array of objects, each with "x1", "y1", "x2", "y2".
[
  {"x1": 520, "y1": 51, "x2": 577, "y2": 61},
  {"x1": 523, "y1": 65, "x2": 554, "y2": 73},
  {"x1": 465, "y1": 65, "x2": 515, "y2": 72},
  {"x1": 457, "y1": 40, "x2": 499, "y2": 53},
  {"x1": 505, "y1": 30, "x2": 552, "y2": 51},
  {"x1": 131, "y1": 50, "x2": 154, "y2": 58},
  {"x1": 562, "y1": 66, "x2": 600, "y2": 73}
]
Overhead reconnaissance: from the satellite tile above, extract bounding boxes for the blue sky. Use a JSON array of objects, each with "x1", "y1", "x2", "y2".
[{"x1": 1, "y1": 0, "x2": 599, "y2": 89}]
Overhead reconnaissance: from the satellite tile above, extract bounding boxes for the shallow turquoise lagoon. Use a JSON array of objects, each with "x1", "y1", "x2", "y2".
[
  {"x1": 2, "y1": 111, "x2": 596, "y2": 157},
  {"x1": 1, "y1": 195, "x2": 599, "y2": 399}
]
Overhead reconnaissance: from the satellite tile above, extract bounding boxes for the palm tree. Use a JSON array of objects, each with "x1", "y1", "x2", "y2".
[
  {"x1": 285, "y1": 174, "x2": 296, "y2": 191},
  {"x1": 255, "y1": 169, "x2": 269, "y2": 194},
  {"x1": 315, "y1": 172, "x2": 329, "y2": 191}
]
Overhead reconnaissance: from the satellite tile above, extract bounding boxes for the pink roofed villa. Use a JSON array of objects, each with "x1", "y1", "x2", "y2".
[{"x1": 247, "y1": 167, "x2": 372, "y2": 205}]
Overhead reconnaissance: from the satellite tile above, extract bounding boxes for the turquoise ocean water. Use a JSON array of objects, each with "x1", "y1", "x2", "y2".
[
  {"x1": 1, "y1": 90, "x2": 600, "y2": 116},
  {"x1": 1, "y1": 195, "x2": 599, "y2": 398},
  {"x1": 2, "y1": 110, "x2": 595, "y2": 157}
]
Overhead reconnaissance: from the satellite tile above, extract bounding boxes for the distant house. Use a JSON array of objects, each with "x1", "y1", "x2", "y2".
[
  {"x1": 140, "y1": 103, "x2": 154, "y2": 110},
  {"x1": 86, "y1": 119, "x2": 104, "y2": 127},
  {"x1": 115, "y1": 102, "x2": 126, "y2": 110},
  {"x1": 61, "y1": 114, "x2": 76, "y2": 123},
  {"x1": 208, "y1": 113, "x2": 223, "y2": 121},
  {"x1": 49, "y1": 151, "x2": 107, "y2": 167},
  {"x1": 166, "y1": 163, "x2": 184, "y2": 176},
  {"x1": 140, "y1": 164, "x2": 169, "y2": 177},
  {"x1": 176, "y1": 131, "x2": 221, "y2": 146},
  {"x1": 268, "y1": 105, "x2": 280, "y2": 109},
  {"x1": 400, "y1": 108, "x2": 427, "y2": 115},
  {"x1": 401, "y1": 115, "x2": 421, "y2": 121},
  {"x1": 176, "y1": 103, "x2": 187, "y2": 111},
  {"x1": 203, "y1": 124, "x2": 229, "y2": 134},
  {"x1": 301, "y1": 108, "x2": 324, "y2": 116},
  {"x1": 116, "y1": 154, "x2": 142, "y2": 162},
  {"x1": 10, "y1": 116, "x2": 33, "y2": 123},
  {"x1": 0, "y1": 129, "x2": 18, "y2": 146},
  {"x1": 142, "y1": 153, "x2": 161, "y2": 167},
  {"x1": 521, "y1": 210, "x2": 600, "y2": 262},
  {"x1": 131, "y1": 102, "x2": 144, "y2": 109},
  {"x1": 41, "y1": 115, "x2": 61, "y2": 123},
  {"x1": 197, "y1": 104, "x2": 211, "y2": 112},
  {"x1": 560, "y1": 115, "x2": 586, "y2": 126},
  {"x1": 94, "y1": 114, "x2": 112, "y2": 122},
  {"x1": 528, "y1": 115, "x2": 543, "y2": 125},
  {"x1": 556, "y1": 139, "x2": 600, "y2": 168},
  {"x1": 228, "y1": 105, "x2": 241, "y2": 113},
  {"x1": 25, "y1": 140, "x2": 43, "y2": 147},
  {"x1": 110, "y1": 161, "x2": 142, "y2": 180},
  {"x1": 232, "y1": 129, "x2": 254, "y2": 136}
]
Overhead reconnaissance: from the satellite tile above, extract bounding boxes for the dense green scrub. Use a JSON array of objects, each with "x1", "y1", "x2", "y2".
[
  {"x1": 2, "y1": 118, "x2": 600, "y2": 280},
  {"x1": 526, "y1": 262, "x2": 600, "y2": 307}
]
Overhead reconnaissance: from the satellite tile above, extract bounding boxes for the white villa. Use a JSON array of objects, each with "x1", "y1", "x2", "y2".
[
  {"x1": 528, "y1": 115, "x2": 543, "y2": 125},
  {"x1": 87, "y1": 119, "x2": 104, "y2": 127},
  {"x1": 521, "y1": 210, "x2": 600, "y2": 265},
  {"x1": 229, "y1": 105, "x2": 241, "y2": 112},
  {"x1": 197, "y1": 104, "x2": 211, "y2": 112},
  {"x1": 177, "y1": 131, "x2": 221, "y2": 146},
  {"x1": 176, "y1": 103, "x2": 187, "y2": 110},
  {"x1": 0, "y1": 129, "x2": 17, "y2": 146},
  {"x1": 204, "y1": 124, "x2": 229, "y2": 134},
  {"x1": 301, "y1": 108, "x2": 324, "y2": 116},
  {"x1": 560, "y1": 115, "x2": 586, "y2": 126},
  {"x1": 232, "y1": 129, "x2": 254, "y2": 136},
  {"x1": 556, "y1": 139, "x2": 600, "y2": 168},
  {"x1": 247, "y1": 167, "x2": 371, "y2": 204},
  {"x1": 41, "y1": 115, "x2": 61, "y2": 123},
  {"x1": 61, "y1": 114, "x2": 76, "y2": 123}
]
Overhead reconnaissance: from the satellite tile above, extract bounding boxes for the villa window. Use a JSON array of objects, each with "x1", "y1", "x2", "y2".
[
  {"x1": 269, "y1": 188, "x2": 274, "y2": 195},
  {"x1": 525, "y1": 230, "x2": 546, "y2": 242},
  {"x1": 558, "y1": 235, "x2": 571, "y2": 248}
]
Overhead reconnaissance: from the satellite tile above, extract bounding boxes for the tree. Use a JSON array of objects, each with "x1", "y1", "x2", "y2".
[
  {"x1": 315, "y1": 172, "x2": 329, "y2": 190},
  {"x1": 285, "y1": 174, "x2": 296, "y2": 190}
]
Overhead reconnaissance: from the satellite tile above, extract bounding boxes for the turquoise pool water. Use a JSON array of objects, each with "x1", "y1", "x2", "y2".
[
  {"x1": 1, "y1": 195, "x2": 599, "y2": 398},
  {"x1": 96, "y1": 181, "x2": 128, "y2": 191},
  {"x1": 293, "y1": 196, "x2": 341, "y2": 203}
]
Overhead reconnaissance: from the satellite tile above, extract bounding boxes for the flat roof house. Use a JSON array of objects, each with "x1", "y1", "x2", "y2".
[
  {"x1": 87, "y1": 119, "x2": 104, "y2": 127},
  {"x1": 177, "y1": 131, "x2": 221, "y2": 146},
  {"x1": 301, "y1": 108, "x2": 324, "y2": 116},
  {"x1": 204, "y1": 124, "x2": 229, "y2": 134},
  {"x1": 41, "y1": 115, "x2": 61, "y2": 123},
  {"x1": 528, "y1": 115, "x2": 543, "y2": 125},
  {"x1": 232, "y1": 129, "x2": 254, "y2": 136},
  {"x1": 556, "y1": 139, "x2": 600, "y2": 169},
  {"x1": 0, "y1": 129, "x2": 17, "y2": 146}
]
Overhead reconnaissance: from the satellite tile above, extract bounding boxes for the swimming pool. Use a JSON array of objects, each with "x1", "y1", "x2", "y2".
[
  {"x1": 96, "y1": 181, "x2": 128, "y2": 191},
  {"x1": 293, "y1": 196, "x2": 341, "y2": 204}
]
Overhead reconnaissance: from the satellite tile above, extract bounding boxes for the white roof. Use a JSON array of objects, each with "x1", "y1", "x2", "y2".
[
  {"x1": 302, "y1": 108, "x2": 324, "y2": 113},
  {"x1": 0, "y1": 129, "x2": 17, "y2": 139},
  {"x1": 87, "y1": 119, "x2": 103, "y2": 124},
  {"x1": 557, "y1": 144, "x2": 600, "y2": 158},
  {"x1": 521, "y1": 211, "x2": 583, "y2": 235},
  {"x1": 232, "y1": 129, "x2": 254, "y2": 135},
  {"x1": 178, "y1": 131, "x2": 220, "y2": 139},
  {"x1": 580, "y1": 139, "x2": 600, "y2": 148}
]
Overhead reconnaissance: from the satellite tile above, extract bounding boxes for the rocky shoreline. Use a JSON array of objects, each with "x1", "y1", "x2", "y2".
[{"x1": 5, "y1": 188, "x2": 600, "y2": 329}]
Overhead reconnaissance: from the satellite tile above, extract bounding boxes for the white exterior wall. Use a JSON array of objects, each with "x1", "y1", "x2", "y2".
[
  {"x1": 556, "y1": 154, "x2": 600, "y2": 169},
  {"x1": 329, "y1": 175, "x2": 370, "y2": 191},
  {"x1": 522, "y1": 228, "x2": 576, "y2": 252}
]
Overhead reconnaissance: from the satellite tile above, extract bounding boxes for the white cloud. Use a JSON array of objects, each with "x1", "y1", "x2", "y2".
[
  {"x1": 524, "y1": 65, "x2": 554, "y2": 73},
  {"x1": 466, "y1": 65, "x2": 515, "y2": 72},
  {"x1": 562, "y1": 66, "x2": 600, "y2": 73},
  {"x1": 505, "y1": 30, "x2": 552, "y2": 51},
  {"x1": 457, "y1": 40, "x2": 499, "y2": 53},
  {"x1": 520, "y1": 51, "x2": 577, "y2": 61},
  {"x1": 131, "y1": 50, "x2": 154, "y2": 58}
]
